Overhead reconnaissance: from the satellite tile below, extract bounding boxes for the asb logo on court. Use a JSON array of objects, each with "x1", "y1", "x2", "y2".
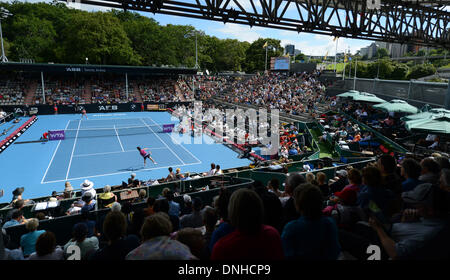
[
  {"x1": 98, "y1": 105, "x2": 118, "y2": 111},
  {"x1": 130, "y1": 104, "x2": 137, "y2": 111}
]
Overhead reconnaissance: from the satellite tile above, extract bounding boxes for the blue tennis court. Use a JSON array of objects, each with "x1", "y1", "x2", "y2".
[{"x1": 0, "y1": 112, "x2": 251, "y2": 203}]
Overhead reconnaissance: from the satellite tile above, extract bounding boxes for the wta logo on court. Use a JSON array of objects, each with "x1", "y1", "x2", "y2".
[
  {"x1": 48, "y1": 130, "x2": 65, "y2": 140},
  {"x1": 170, "y1": 102, "x2": 279, "y2": 156}
]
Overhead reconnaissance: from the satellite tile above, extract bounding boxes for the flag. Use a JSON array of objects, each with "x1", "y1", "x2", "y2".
[
  {"x1": 333, "y1": 37, "x2": 338, "y2": 42},
  {"x1": 263, "y1": 41, "x2": 268, "y2": 48},
  {"x1": 324, "y1": 51, "x2": 328, "y2": 60},
  {"x1": 344, "y1": 54, "x2": 348, "y2": 63}
]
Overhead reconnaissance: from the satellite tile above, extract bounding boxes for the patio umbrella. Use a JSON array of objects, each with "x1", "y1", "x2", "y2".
[
  {"x1": 337, "y1": 90, "x2": 360, "y2": 98},
  {"x1": 401, "y1": 108, "x2": 450, "y2": 121},
  {"x1": 404, "y1": 113, "x2": 450, "y2": 135},
  {"x1": 352, "y1": 92, "x2": 386, "y2": 104},
  {"x1": 373, "y1": 99, "x2": 419, "y2": 114},
  {"x1": 420, "y1": 104, "x2": 433, "y2": 112}
]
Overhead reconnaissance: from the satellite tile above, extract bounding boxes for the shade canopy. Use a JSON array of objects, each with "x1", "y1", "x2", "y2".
[
  {"x1": 401, "y1": 108, "x2": 450, "y2": 122},
  {"x1": 373, "y1": 99, "x2": 419, "y2": 114},
  {"x1": 420, "y1": 104, "x2": 433, "y2": 112},
  {"x1": 337, "y1": 90, "x2": 360, "y2": 98},
  {"x1": 337, "y1": 91, "x2": 385, "y2": 103},
  {"x1": 352, "y1": 92, "x2": 386, "y2": 103},
  {"x1": 404, "y1": 113, "x2": 450, "y2": 135}
]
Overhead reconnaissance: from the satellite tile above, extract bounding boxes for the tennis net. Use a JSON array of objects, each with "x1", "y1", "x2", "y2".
[{"x1": 50, "y1": 123, "x2": 176, "y2": 140}]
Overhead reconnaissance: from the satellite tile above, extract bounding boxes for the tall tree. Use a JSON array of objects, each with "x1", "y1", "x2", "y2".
[
  {"x1": 58, "y1": 11, "x2": 140, "y2": 65},
  {"x1": 7, "y1": 15, "x2": 57, "y2": 62},
  {"x1": 244, "y1": 38, "x2": 284, "y2": 72}
]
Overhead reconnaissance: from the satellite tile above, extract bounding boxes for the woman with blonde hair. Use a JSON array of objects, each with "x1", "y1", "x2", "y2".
[
  {"x1": 305, "y1": 172, "x2": 318, "y2": 186},
  {"x1": 20, "y1": 218, "x2": 45, "y2": 257}
]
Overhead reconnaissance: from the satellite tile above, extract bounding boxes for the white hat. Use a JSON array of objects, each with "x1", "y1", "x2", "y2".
[
  {"x1": 183, "y1": 194, "x2": 192, "y2": 203},
  {"x1": 131, "y1": 173, "x2": 136, "y2": 178},
  {"x1": 81, "y1": 179, "x2": 94, "y2": 191},
  {"x1": 303, "y1": 164, "x2": 311, "y2": 171},
  {"x1": 336, "y1": 170, "x2": 348, "y2": 177}
]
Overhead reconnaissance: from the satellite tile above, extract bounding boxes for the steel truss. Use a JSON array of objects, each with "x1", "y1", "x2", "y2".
[{"x1": 64, "y1": 0, "x2": 450, "y2": 48}]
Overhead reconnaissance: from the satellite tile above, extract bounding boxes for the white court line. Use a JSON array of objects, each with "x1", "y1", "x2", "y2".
[
  {"x1": 42, "y1": 161, "x2": 200, "y2": 184},
  {"x1": 91, "y1": 114, "x2": 127, "y2": 117},
  {"x1": 73, "y1": 147, "x2": 167, "y2": 158},
  {"x1": 70, "y1": 125, "x2": 146, "y2": 130},
  {"x1": 114, "y1": 125, "x2": 125, "y2": 152},
  {"x1": 65, "y1": 120, "x2": 81, "y2": 180},
  {"x1": 140, "y1": 118, "x2": 186, "y2": 165},
  {"x1": 40, "y1": 119, "x2": 71, "y2": 184},
  {"x1": 147, "y1": 117, "x2": 202, "y2": 164}
]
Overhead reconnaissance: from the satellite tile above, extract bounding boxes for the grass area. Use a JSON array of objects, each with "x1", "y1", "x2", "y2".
[
  {"x1": 439, "y1": 63, "x2": 450, "y2": 69},
  {"x1": 325, "y1": 63, "x2": 346, "y2": 72},
  {"x1": 309, "y1": 128, "x2": 338, "y2": 159}
]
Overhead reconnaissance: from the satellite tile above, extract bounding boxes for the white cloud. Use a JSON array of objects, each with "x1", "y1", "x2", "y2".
[
  {"x1": 216, "y1": 23, "x2": 267, "y2": 42},
  {"x1": 280, "y1": 33, "x2": 370, "y2": 56}
]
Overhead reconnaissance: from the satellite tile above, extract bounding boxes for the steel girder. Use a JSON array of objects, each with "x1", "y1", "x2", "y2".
[{"x1": 64, "y1": 0, "x2": 450, "y2": 48}]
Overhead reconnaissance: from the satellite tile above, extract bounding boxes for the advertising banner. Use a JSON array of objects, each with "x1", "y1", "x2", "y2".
[
  {"x1": 163, "y1": 124, "x2": 175, "y2": 133},
  {"x1": 49, "y1": 130, "x2": 65, "y2": 140}
]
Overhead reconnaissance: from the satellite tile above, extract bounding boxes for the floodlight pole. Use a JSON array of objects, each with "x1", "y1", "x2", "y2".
[
  {"x1": 353, "y1": 57, "x2": 357, "y2": 90},
  {"x1": 446, "y1": 79, "x2": 450, "y2": 110},
  {"x1": 194, "y1": 32, "x2": 199, "y2": 69},
  {"x1": 0, "y1": 17, "x2": 8, "y2": 63}
]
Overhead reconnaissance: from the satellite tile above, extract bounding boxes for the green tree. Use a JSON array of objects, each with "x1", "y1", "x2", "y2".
[
  {"x1": 391, "y1": 63, "x2": 409, "y2": 80},
  {"x1": 244, "y1": 38, "x2": 283, "y2": 72},
  {"x1": 366, "y1": 59, "x2": 394, "y2": 79},
  {"x1": 377, "y1": 48, "x2": 389, "y2": 59},
  {"x1": 407, "y1": 64, "x2": 436, "y2": 79},
  {"x1": 7, "y1": 15, "x2": 57, "y2": 62},
  {"x1": 294, "y1": 52, "x2": 306, "y2": 62},
  {"x1": 119, "y1": 13, "x2": 164, "y2": 66},
  {"x1": 214, "y1": 39, "x2": 249, "y2": 72},
  {"x1": 2, "y1": 38, "x2": 10, "y2": 58},
  {"x1": 58, "y1": 11, "x2": 140, "y2": 65},
  {"x1": 417, "y1": 49, "x2": 426, "y2": 57}
]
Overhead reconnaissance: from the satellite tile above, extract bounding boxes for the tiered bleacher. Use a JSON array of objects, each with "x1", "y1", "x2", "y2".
[
  {"x1": 90, "y1": 78, "x2": 135, "y2": 104},
  {"x1": 0, "y1": 71, "x2": 449, "y2": 261},
  {"x1": 34, "y1": 76, "x2": 86, "y2": 105},
  {"x1": 0, "y1": 79, "x2": 26, "y2": 106}
]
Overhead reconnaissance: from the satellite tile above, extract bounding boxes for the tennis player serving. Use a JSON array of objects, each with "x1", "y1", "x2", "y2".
[{"x1": 137, "y1": 146, "x2": 157, "y2": 166}]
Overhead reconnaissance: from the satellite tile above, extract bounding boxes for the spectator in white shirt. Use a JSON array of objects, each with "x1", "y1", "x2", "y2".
[{"x1": 215, "y1": 165, "x2": 223, "y2": 175}]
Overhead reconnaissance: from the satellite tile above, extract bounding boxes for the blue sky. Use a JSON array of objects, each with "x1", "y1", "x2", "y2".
[{"x1": 9, "y1": 1, "x2": 391, "y2": 55}]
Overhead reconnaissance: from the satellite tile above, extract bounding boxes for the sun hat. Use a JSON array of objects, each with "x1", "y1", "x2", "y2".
[
  {"x1": 183, "y1": 194, "x2": 192, "y2": 203},
  {"x1": 80, "y1": 180, "x2": 94, "y2": 191}
]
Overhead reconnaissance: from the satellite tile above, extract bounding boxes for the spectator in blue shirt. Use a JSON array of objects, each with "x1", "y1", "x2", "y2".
[
  {"x1": 281, "y1": 183, "x2": 341, "y2": 260},
  {"x1": 20, "y1": 218, "x2": 45, "y2": 257},
  {"x1": 2, "y1": 210, "x2": 24, "y2": 229},
  {"x1": 288, "y1": 148, "x2": 298, "y2": 155},
  {"x1": 165, "y1": 191, "x2": 180, "y2": 217},
  {"x1": 400, "y1": 158, "x2": 423, "y2": 192},
  {"x1": 80, "y1": 192, "x2": 96, "y2": 212}
]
